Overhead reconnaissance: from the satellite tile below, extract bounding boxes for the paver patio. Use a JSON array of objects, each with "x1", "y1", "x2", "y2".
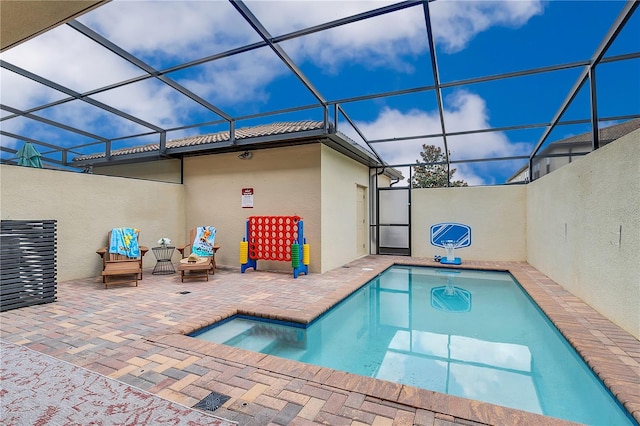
[{"x1": 1, "y1": 256, "x2": 638, "y2": 425}]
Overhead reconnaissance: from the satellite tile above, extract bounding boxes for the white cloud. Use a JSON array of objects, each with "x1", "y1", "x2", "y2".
[
  {"x1": 1, "y1": 0, "x2": 544, "y2": 153},
  {"x1": 1, "y1": 25, "x2": 142, "y2": 93},
  {"x1": 431, "y1": 0, "x2": 544, "y2": 53},
  {"x1": 247, "y1": 0, "x2": 399, "y2": 34},
  {"x1": 249, "y1": 0, "x2": 543, "y2": 68},
  {"x1": 343, "y1": 90, "x2": 530, "y2": 185},
  {"x1": 451, "y1": 164, "x2": 486, "y2": 187},
  {"x1": 77, "y1": 1, "x2": 295, "y2": 107},
  {"x1": 0, "y1": 23, "x2": 166, "y2": 140},
  {"x1": 1, "y1": 0, "x2": 545, "y2": 111},
  {"x1": 78, "y1": 1, "x2": 259, "y2": 65},
  {"x1": 74, "y1": 0, "x2": 546, "y2": 98},
  {"x1": 0, "y1": 69, "x2": 66, "y2": 112},
  {"x1": 90, "y1": 79, "x2": 190, "y2": 129},
  {"x1": 251, "y1": 1, "x2": 426, "y2": 72},
  {"x1": 178, "y1": 49, "x2": 283, "y2": 107},
  {"x1": 251, "y1": 2, "x2": 533, "y2": 77},
  {"x1": 0, "y1": 20, "x2": 202, "y2": 137}
]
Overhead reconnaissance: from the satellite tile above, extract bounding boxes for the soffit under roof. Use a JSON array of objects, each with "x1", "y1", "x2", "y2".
[{"x1": 0, "y1": 1, "x2": 108, "y2": 52}]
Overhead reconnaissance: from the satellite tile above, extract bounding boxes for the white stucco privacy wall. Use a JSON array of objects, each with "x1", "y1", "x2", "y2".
[
  {"x1": 527, "y1": 129, "x2": 640, "y2": 339},
  {"x1": 0, "y1": 165, "x2": 186, "y2": 282},
  {"x1": 411, "y1": 185, "x2": 527, "y2": 261}
]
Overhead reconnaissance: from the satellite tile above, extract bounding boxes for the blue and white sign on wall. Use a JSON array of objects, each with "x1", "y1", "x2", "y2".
[{"x1": 430, "y1": 222, "x2": 472, "y2": 248}]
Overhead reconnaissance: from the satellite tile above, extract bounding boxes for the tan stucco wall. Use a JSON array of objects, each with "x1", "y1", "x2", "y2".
[
  {"x1": 0, "y1": 165, "x2": 185, "y2": 282},
  {"x1": 320, "y1": 145, "x2": 371, "y2": 272},
  {"x1": 411, "y1": 185, "x2": 527, "y2": 261},
  {"x1": 527, "y1": 129, "x2": 640, "y2": 339},
  {"x1": 182, "y1": 145, "x2": 322, "y2": 273},
  {"x1": 93, "y1": 158, "x2": 182, "y2": 183},
  {"x1": 5, "y1": 135, "x2": 634, "y2": 337}
]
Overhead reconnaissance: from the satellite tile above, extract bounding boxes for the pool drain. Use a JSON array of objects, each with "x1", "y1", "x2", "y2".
[
  {"x1": 179, "y1": 291, "x2": 191, "y2": 294},
  {"x1": 193, "y1": 391, "x2": 230, "y2": 412}
]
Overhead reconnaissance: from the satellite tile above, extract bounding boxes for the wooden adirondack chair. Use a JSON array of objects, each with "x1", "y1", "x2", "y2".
[
  {"x1": 96, "y1": 228, "x2": 148, "y2": 288},
  {"x1": 176, "y1": 227, "x2": 220, "y2": 282}
]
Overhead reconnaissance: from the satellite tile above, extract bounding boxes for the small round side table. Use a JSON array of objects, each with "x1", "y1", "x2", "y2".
[{"x1": 152, "y1": 246, "x2": 175, "y2": 275}]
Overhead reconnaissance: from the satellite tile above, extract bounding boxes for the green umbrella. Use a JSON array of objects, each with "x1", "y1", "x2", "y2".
[{"x1": 16, "y1": 142, "x2": 43, "y2": 168}]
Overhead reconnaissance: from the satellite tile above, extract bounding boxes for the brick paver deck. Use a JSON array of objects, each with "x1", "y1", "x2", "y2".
[{"x1": 1, "y1": 256, "x2": 638, "y2": 425}]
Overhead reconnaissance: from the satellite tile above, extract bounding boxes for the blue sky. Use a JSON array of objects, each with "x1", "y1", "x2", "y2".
[{"x1": 1, "y1": 0, "x2": 638, "y2": 185}]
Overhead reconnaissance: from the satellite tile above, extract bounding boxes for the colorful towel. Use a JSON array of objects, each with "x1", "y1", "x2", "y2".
[
  {"x1": 109, "y1": 227, "x2": 140, "y2": 258},
  {"x1": 192, "y1": 226, "x2": 216, "y2": 256}
]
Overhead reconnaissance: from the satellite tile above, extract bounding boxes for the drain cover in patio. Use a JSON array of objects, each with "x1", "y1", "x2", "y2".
[{"x1": 194, "y1": 392, "x2": 231, "y2": 412}]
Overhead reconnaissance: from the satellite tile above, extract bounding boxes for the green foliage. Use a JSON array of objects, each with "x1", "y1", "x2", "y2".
[{"x1": 412, "y1": 144, "x2": 468, "y2": 188}]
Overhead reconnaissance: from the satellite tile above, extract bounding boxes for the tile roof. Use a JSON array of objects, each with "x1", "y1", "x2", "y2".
[{"x1": 73, "y1": 120, "x2": 326, "y2": 161}]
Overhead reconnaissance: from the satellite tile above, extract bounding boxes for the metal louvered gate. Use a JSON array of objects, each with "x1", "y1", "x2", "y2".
[{"x1": 1, "y1": 220, "x2": 57, "y2": 311}]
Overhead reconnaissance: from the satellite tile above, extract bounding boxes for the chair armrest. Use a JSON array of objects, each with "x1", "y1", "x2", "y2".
[
  {"x1": 176, "y1": 244, "x2": 189, "y2": 258},
  {"x1": 96, "y1": 247, "x2": 108, "y2": 269},
  {"x1": 139, "y1": 246, "x2": 149, "y2": 257}
]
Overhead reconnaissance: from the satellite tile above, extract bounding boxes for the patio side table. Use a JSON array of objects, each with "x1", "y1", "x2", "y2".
[{"x1": 152, "y1": 246, "x2": 175, "y2": 275}]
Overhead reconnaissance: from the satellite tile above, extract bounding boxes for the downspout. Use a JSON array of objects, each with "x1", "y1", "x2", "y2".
[{"x1": 377, "y1": 166, "x2": 400, "y2": 187}]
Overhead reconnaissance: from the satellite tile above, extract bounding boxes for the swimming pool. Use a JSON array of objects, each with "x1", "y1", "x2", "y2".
[{"x1": 191, "y1": 265, "x2": 634, "y2": 425}]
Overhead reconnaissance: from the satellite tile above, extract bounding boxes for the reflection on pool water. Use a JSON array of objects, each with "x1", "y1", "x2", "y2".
[{"x1": 191, "y1": 266, "x2": 634, "y2": 425}]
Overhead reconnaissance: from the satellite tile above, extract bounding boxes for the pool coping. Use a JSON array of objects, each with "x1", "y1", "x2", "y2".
[{"x1": 146, "y1": 257, "x2": 640, "y2": 425}]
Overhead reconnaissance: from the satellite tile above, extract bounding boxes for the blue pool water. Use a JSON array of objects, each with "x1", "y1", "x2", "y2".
[{"x1": 191, "y1": 266, "x2": 635, "y2": 425}]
